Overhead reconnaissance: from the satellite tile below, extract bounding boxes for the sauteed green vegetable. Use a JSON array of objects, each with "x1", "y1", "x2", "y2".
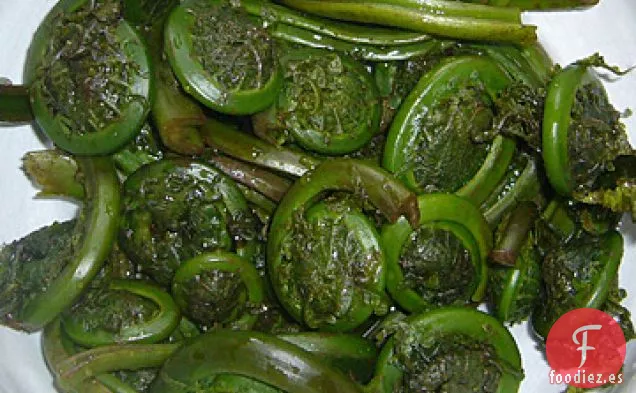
[{"x1": 0, "y1": 1, "x2": 633, "y2": 393}]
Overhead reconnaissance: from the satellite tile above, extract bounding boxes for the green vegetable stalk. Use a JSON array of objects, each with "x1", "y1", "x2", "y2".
[
  {"x1": 279, "y1": 0, "x2": 537, "y2": 44},
  {"x1": 269, "y1": 24, "x2": 447, "y2": 62},
  {"x1": 150, "y1": 330, "x2": 364, "y2": 393},
  {"x1": 241, "y1": 0, "x2": 431, "y2": 46},
  {"x1": 459, "y1": 0, "x2": 598, "y2": 10},
  {"x1": 488, "y1": 203, "x2": 542, "y2": 324},
  {"x1": 277, "y1": 332, "x2": 378, "y2": 383},
  {"x1": 201, "y1": 118, "x2": 321, "y2": 177},
  {"x1": 204, "y1": 152, "x2": 292, "y2": 203},
  {"x1": 55, "y1": 341, "x2": 180, "y2": 393},
  {"x1": 0, "y1": 83, "x2": 32, "y2": 123}
]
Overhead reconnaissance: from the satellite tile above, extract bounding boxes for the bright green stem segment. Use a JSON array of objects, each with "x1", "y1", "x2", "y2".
[
  {"x1": 18, "y1": 157, "x2": 121, "y2": 332},
  {"x1": 150, "y1": 330, "x2": 363, "y2": 393},
  {"x1": 271, "y1": 24, "x2": 448, "y2": 62},
  {"x1": 0, "y1": 84, "x2": 33, "y2": 122},
  {"x1": 542, "y1": 63, "x2": 587, "y2": 196},
  {"x1": 363, "y1": 0, "x2": 521, "y2": 22},
  {"x1": 490, "y1": 202, "x2": 537, "y2": 266},
  {"x1": 205, "y1": 153, "x2": 292, "y2": 202},
  {"x1": 461, "y1": 0, "x2": 599, "y2": 10},
  {"x1": 112, "y1": 149, "x2": 158, "y2": 176},
  {"x1": 279, "y1": 0, "x2": 536, "y2": 44},
  {"x1": 241, "y1": 0, "x2": 431, "y2": 45},
  {"x1": 22, "y1": 150, "x2": 85, "y2": 200},
  {"x1": 61, "y1": 280, "x2": 181, "y2": 347},
  {"x1": 55, "y1": 343, "x2": 180, "y2": 393},
  {"x1": 541, "y1": 199, "x2": 577, "y2": 241},
  {"x1": 483, "y1": 157, "x2": 542, "y2": 226},
  {"x1": 201, "y1": 118, "x2": 321, "y2": 177}
]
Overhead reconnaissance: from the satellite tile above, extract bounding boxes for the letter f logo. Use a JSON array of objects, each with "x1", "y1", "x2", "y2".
[{"x1": 572, "y1": 324, "x2": 602, "y2": 368}]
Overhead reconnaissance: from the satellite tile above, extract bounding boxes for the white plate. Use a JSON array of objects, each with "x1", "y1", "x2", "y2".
[{"x1": 0, "y1": 1, "x2": 635, "y2": 392}]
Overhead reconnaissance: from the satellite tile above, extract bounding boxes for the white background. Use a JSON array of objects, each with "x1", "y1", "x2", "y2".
[{"x1": 0, "y1": 0, "x2": 635, "y2": 392}]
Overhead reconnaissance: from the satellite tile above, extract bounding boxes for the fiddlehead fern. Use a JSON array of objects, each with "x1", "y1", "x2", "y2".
[
  {"x1": 171, "y1": 251, "x2": 264, "y2": 330},
  {"x1": 268, "y1": 159, "x2": 419, "y2": 331},
  {"x1": 0, "y1": 157, "x2": 120, "y2": 332},
  {"x1": 25, "y1": 0, "x2": 152, "y2": 155},
  {"x1": 531, "y1": 230, "x2": 626, "y2": 339},
  {"x1": 61, "y1": 279, "x2": 180, "y2": 347},
  {"x1": 119, "y1": 159, "x2": 260, "y2": 286},
  {"x1": 543, "y1": 55, "x2": 633, "y2": 197},
  {"x1": 381, "y1": 193, "x2": 491, "y2": 312},
  {"x1": 253, "y1": 48, "x2": 381, "y2": 155},
  {"x1": 370, "y1": 307, "x2": 523, "y2": 393},
  {"x1": 164, "y1": 0, "x2": 282, "y2": 115},
  {"x1": 383, "y1": 56, "x2": 516, "y2": 205}
]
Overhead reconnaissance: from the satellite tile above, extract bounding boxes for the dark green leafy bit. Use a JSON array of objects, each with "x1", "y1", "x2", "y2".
[
  {"x1": 279, "y1": 197, "x2": 386, "y2": 328},
  {"x1": 574, "y1": 156, "x2": 636, "y2": 219},
  {"x1": 251, "y1": 303, "x2": 302, "y2": 335},
  {"x1": 33, "y1": 0, "x2": 143, "y2": 136},
  {"x1": 603, "y1": 284, "x2": 635, "y2": 341},
  {"x1": 405, "y1": 84, "x2": 492, "y2": 192},
  {"x1": 113, "y1": 368, "x2": 158, "y2": 393},
  {"x1": 119, "y1": 160, "x2": 259, "y2": 286},
  {"x1": 63, "y1": 285, "x2": 158, "y2": 336},
  {"x1": 533, "y1": 232, "x2": 631, "y2": 338},
  {"x1": 94, "y1": 246, "x2": 140, "y2": 284},
  {"x1": 190, "y1": 0, "x2": 275, "y2": 92},
  {"x1": 486, "y1": 82, "x2": 545, "y2": 150},
  {"x1": 392, "y1": 331, "x2": 502, "y2": 393},
  {"x1": 122, "y1": 0, "x2": 179, "y2": 26},
  {"x1": 375, "y1": 49, "x2": 449, "y2": 116},
  {"x1": 0, "y1": 220, "x2": 77, "y2": 328},
  {"x1": 177, "y1": 269, "x2": 247, "y2": 328},
  {"x1": 399, "y1": 226, "x2": 474, "y2": 308},
  {"x1": 568, "y1": 82, "x2": 632, "y2": 191}
]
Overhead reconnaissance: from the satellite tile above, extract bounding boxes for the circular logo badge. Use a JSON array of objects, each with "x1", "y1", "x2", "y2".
[{"x1": 546, "y1": 308, "x2": 626, "y2": 388}]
